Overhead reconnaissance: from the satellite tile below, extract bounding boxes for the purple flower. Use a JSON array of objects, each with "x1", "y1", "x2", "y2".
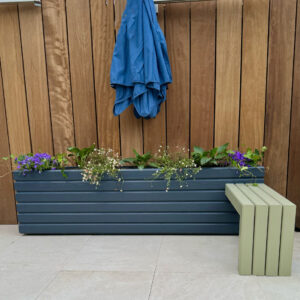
[{"x1": 229, "y1": 151, "x2": 251, "y2": 167}]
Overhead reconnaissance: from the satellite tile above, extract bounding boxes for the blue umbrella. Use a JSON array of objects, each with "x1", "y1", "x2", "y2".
[{"x1": 111, "y1": 0, "x2": 172, "y2": 119}]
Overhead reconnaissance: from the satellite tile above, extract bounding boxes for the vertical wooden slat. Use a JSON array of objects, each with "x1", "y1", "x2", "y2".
[
  {"x1": 66, "y1": 0, "x2": 97, "y2": 149},
  {"x1": 114, "y1": 0, "x2": 143, "y2": 157},
  {"x1": 0, "y1": 5, "x2": 31, "y2": 157},
  {"x1": 18, "y1": 4, "x2": 53, "y2": 154},
  {"x1": 91, "y1": 0, "x2": 120, "y2": 153},
  {"x1": 143, "y1": 5, "x2": 167, "y2": 154},
  {"x1": 0, "y1": 62, "x2": 17, "y2": 224},
  {"x1": 165, "y1": 3, "x2": 190, "y2": 152},
  {"x1": 42, "y1": 0, "x2": 75, "y2": 154},
  {"x1": 239, "y1": 0, "x2": 269, "y2": 151},
  {"x1": 215, "y1": 0, "x2": 242, "y2": 149},
  {"x1": 114, "y1": 0, "x2": 126, "y2": 33},
  {"x1": 265, "y1": 0, "x2": 297, "y2": 195},
  {"x1": 190, "y1": 1, "x2": 216, "y2": 150},
  {"x1": 287, "y1": 0, "x2": 300, "y2": 227}
]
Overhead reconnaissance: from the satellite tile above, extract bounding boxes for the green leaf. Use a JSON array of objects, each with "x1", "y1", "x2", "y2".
[
  {"x1": 143, "y1": 152, "x2": 152, "y2": 160},
  {"x1": 210, "y1": 159, "x2": 218, "y2": 166},
  {"x1": 210, "y1": 147, "x2": 218, "y2": 157},
  {"x1": 217, "y1": 143, "x2": 229, "y2": 154},
  {"x1": 149, "y1": 162, "x2": 159, "y2": 168},
  {"x1": 120, "y1": 158, "x2": 135, "y2": 164},
  {"x1": 133, "y1": 149, "x2": 139, "y2": 157},
  {"x1": 193, "y1": 146, "x2": 204, "y2": 155},
  {"x1": 67, "y1": 147, "x2": 80, "y2": 153},
  {"x1": 200, "y1": 157, "x2": 212, "y2": 166},
  {"x1": 137, "y1": 165, "x2": 145, "y2": 170},
  {"x1": 215, "y1": 153, "x2": 226, "y2": 160}
]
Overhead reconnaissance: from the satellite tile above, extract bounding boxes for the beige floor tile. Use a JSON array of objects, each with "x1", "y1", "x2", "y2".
[
  {"x1": 157, "y1": 236, "x2": 239, "y2": 274},
  {"x1": 149, "y1": 272, "x2": 266, "y2": 300},
  {"x1": 37, "y1": 271, "x2": 153, "y2": 300},
  {"x1": 0, "y1": 235, "x2": 90, "y2": 268},
  {"x1": 256, "y1": 275, "x2": 300, "y2": 300},
  {"x1": 0, "y1": 263, "x2": 57, "y2": 300},
  {"x1": 0, "y1": 225, "x2": 20, "y2": 236},
  {"x1": 64, "y1": 236, "x2": 162, "y2": 272}
]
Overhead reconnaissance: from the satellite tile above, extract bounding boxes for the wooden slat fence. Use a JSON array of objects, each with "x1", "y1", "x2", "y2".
[{"x1": 0, "y1": 0, "x2": 299, "y2": 227}]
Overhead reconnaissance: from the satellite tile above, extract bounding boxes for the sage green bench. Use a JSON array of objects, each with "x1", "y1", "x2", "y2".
[{"x1": 225, "y1": 183, "x2": 296, "y2": 276}]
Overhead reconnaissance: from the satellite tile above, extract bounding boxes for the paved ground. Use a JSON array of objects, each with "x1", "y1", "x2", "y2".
[{"x1": 0, "y1": 226, "x2": 299, "y2": 300}]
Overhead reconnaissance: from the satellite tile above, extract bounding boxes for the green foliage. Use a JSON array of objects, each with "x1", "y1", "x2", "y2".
[
  {"x1": 82, "y1": 148, "x2": 121, "y2": 187},
  {"x1": 120, "y1": 149, "x2": 158, "y2": 170},
  {"x1": 67, "y1": 144, "x2": 95, "y2": 168},
  {"x1": 243, "y1": 146, "x2": 267, "y2": 167},
  {"x1": 153, "y1": 147, "x2": 201, "y2": 191},
  {"x1": 192, "y1": 143, "x2": 229, "y2": 167},
  {"x1": 227, "y1": 146, "x2": 267, "y2": 178}
]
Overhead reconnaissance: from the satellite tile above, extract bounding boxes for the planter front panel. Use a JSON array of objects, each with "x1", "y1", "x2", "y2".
[{"x1": 14, "y1": 167, "x2": 264, "y2": 234}]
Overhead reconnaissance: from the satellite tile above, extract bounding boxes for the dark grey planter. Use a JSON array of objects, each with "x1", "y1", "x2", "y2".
[{"x1": 13, "y1": 167, "x2": 264, "y2": 235}]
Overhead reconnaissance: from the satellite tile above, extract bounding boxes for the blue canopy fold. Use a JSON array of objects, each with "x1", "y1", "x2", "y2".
[{"x1": 110, "y1": 0, "x2": 172, "y2": 119}]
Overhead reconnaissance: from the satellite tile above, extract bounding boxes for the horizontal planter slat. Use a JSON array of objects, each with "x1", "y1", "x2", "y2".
[
  {"x1": 16, "y1": 201, "x2": 235, "y2": 213},
  {"x1": 14, "y1": 178, "x2": 264, "y2": 192},
  {"x1": 18, "y1": 212, "x2": 239, "y2": 223},
  {"x1": 15, "y1": 190, "x2": 228, "y2": 202},
  {"x1": 14, "y1": 167, "x2": 264, "y2": 234},
  {"x1": 13, "y1": 167, "x2": 264, "y2": 181},
  {"x1": 18, "y1": 223, "x2": 240, "y2": 234}
]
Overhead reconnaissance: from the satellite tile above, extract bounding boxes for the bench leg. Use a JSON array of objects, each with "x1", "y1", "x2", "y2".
[
  {"x1": 238, "y1": 205, "x2": 255, "y2": 275},
  {"x1": 252, "y1": 206, "x2": 268, "y2": 276},
  {"x1": 279, "y1": 206, "x2": 296, "y2": 276}
]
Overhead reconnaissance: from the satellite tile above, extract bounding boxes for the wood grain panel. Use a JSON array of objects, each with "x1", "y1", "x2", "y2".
[
  {"x1": 66, "y1": 0, "x2": 97, "y2": 149},
  {"x1": 165, "y1": 3, "x2": 190, "y2": 153},
  {"x1": 42, "y1": 0, "x2": 75, "y2": 154},
  {"x1": 0, "y1": 5, "x2": 31, "y2": 157},
  {"x1": 143, "y1": 5, "x2": 167, "y2": 154},
  {"x1": 264, "y1": 0, "x2": 297, "y2": 195},
  {"x1": 190, "y1": 1, "x2": 216, "y2": 151},
  {"x1": 114, "y1": 0, "x2": 143, "y2": 157},
  {"x1": 114, "y1": 0, "x2": 126, "y2": 33},
  {"x1": 0, "y1": 62, "x2": 17, "y2": 224},
  {"x1": 239, "y1": 0, "x2": 269, "y2": 151},
  {"x1": 215, "y1": 0, "x2": 242, "y2": 149},
  {"x1": 91, "y1": 0, "x2": 120, "y2": 153},
  {"x1": 287, "y1": 1, "x2": 300, "y2": 228},
  {"x1": 18, "y1": 4, "x2": 53, "y2": 154}
]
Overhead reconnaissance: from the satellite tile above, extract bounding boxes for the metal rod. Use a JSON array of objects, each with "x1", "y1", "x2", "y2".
[
  {"x1": 154, "y1": 0, "x2": 214, "y2": 3},
  {"x1": 0, "y1": 0, "x2": 41, "y2": 6}
]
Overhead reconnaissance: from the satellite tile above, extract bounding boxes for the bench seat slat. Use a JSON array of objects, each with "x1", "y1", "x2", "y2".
[
  {"x1": 236, "y1": 184, "x2": 268, "y2": 276},
  {"x1": 259, "y1": 184, "x2": 296, "y2": 276},
  {"x1": 248, "y1": 186, "x2": 282, "y2": 276},
  {"x1": 225, "y1": 184, "x2": 254, "y2": 275}
]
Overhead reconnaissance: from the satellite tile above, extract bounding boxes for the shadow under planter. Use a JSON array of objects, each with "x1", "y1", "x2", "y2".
[{"x1": 13, "y1": 167, "x2": 264, "y2": 235}]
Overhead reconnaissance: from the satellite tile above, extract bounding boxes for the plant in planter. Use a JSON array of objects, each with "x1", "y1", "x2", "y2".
[
  {"x1": 153, "y1": 146, "x2": 201, "y2": 191},
  {"x1": 192, "y1": 143, "x2": 229, "y2": 167},
  {"x1": 228, "y1": 146, "x2": 267, "y2": 175},
  {"x1": 120, "y1": 149, "x2": 158, "y2": 169},
  {"x1": 67, "y1": 144, "x2": 96, "y2": 168},
  {"x1": 4, "y1": 152, "x2": 68, "y2": 176},
  {"x1": 81, "y1": 147, "x2": 121, "y2": 186}
]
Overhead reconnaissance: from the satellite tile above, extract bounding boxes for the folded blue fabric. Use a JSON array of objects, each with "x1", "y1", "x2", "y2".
[{"x1": 111, "y1": 0, "x2": 172, "y2": 119}]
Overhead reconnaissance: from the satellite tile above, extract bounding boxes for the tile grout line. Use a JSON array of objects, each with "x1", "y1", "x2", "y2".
[
  {"x1": 60, "y1": 235, "x2": 93, "y2": 270},
  {"x1": 34, "y1": 235, "x2": 92, "y2": 300},
  {"x1": 147, "y1": 236, "x2": 164, "y2": 300},
  {"x1": 34, "y1": 270, "x2": 60, "y2": 300}
]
